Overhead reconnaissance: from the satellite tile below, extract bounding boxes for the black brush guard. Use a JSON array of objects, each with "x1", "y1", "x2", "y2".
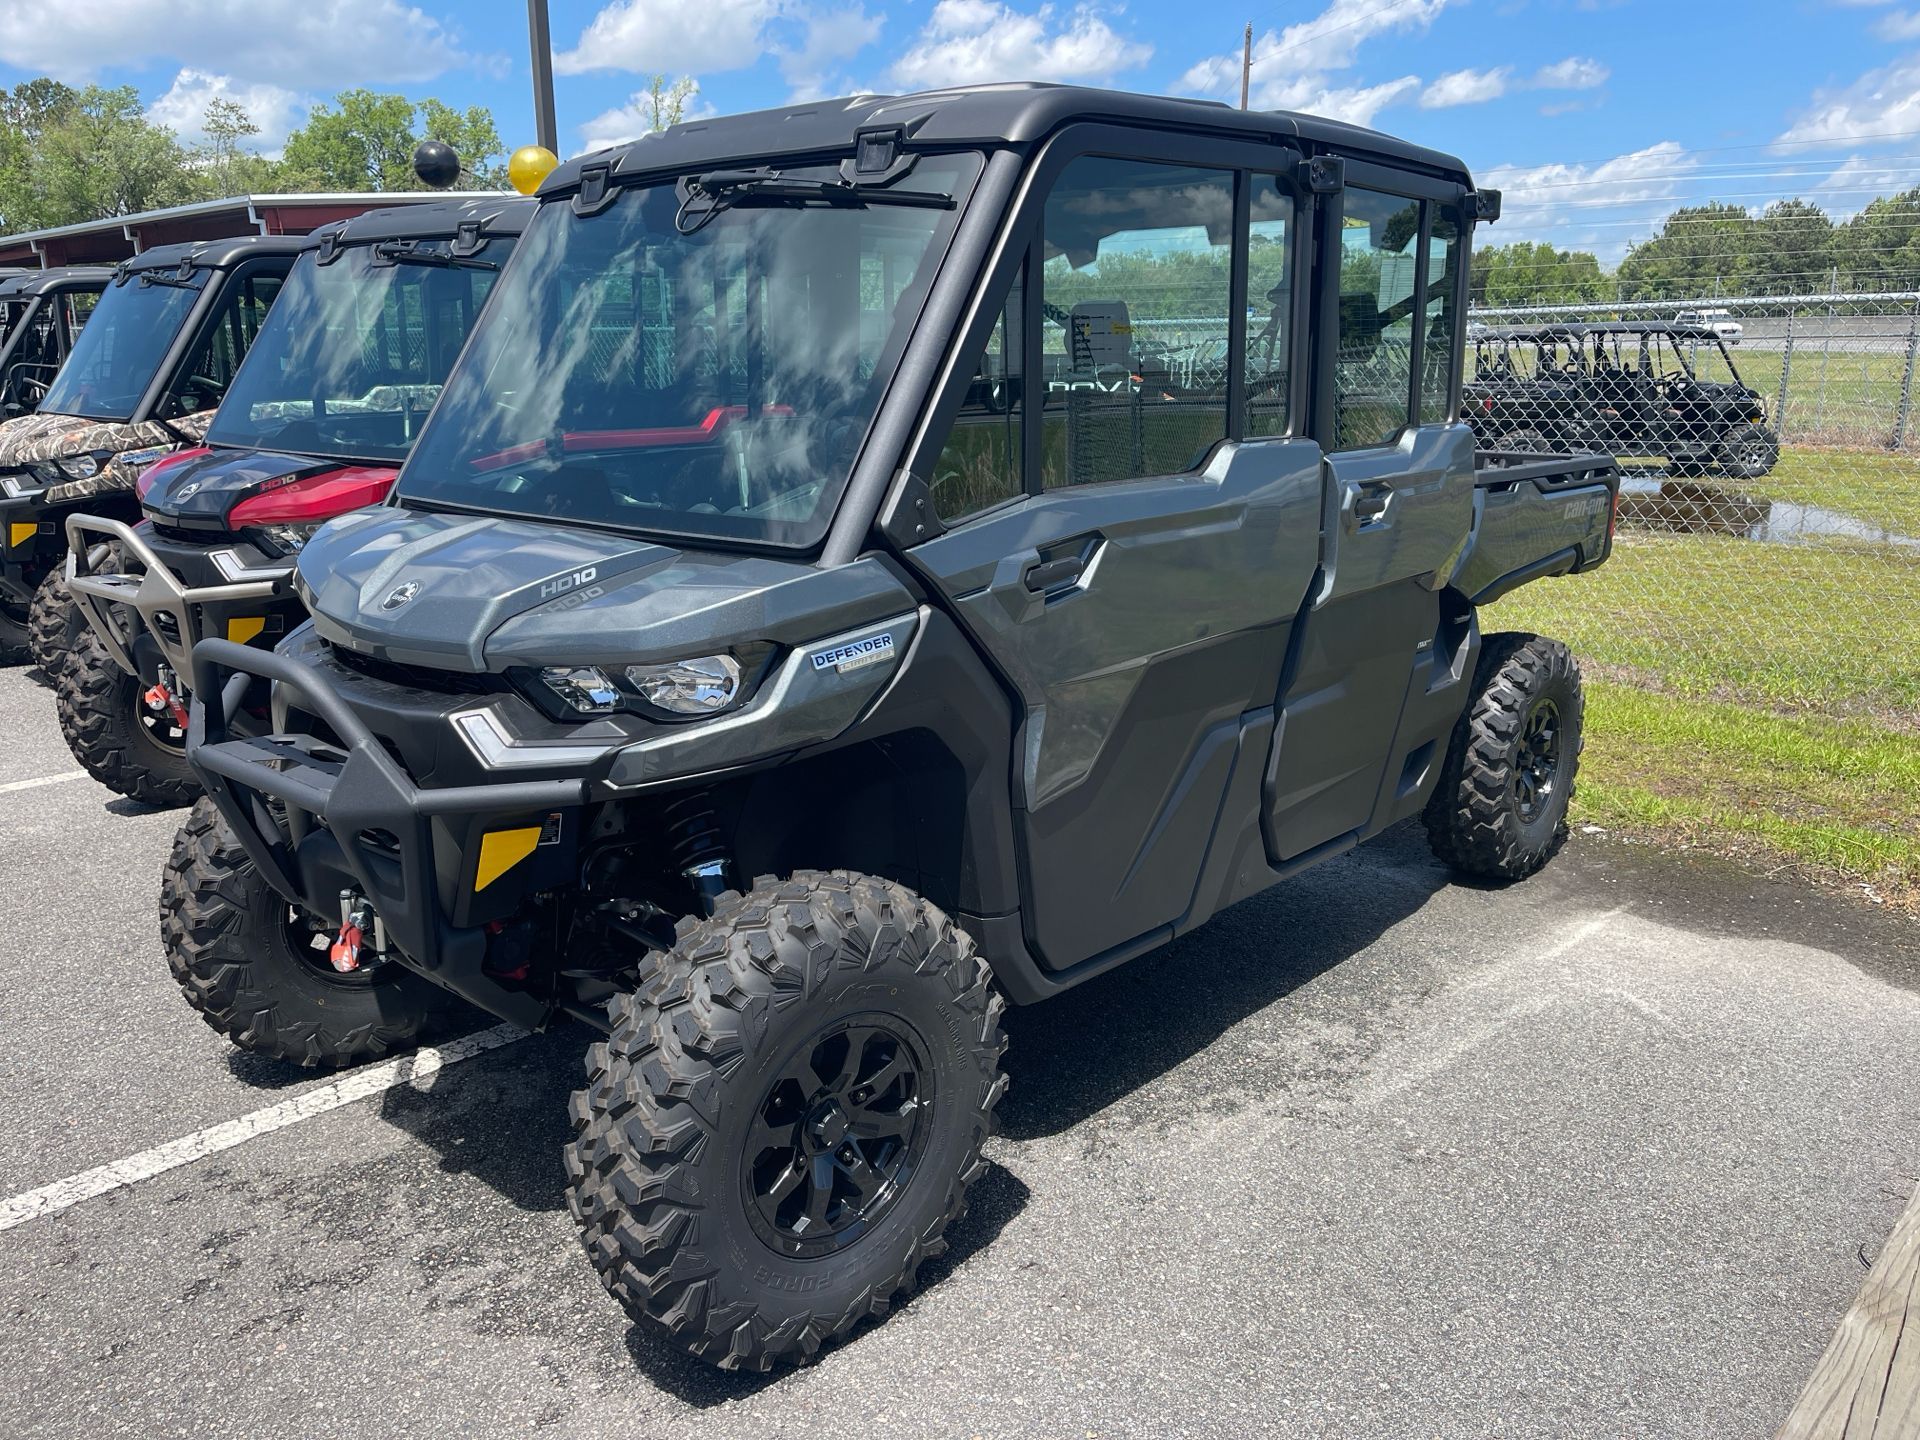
[{"x1": 189, "y1": 638, "x2": 585, "y2": 1025}]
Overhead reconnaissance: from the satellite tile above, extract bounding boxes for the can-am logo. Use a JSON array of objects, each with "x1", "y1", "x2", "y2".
[
  {"x1": 540, "y1": 565, "x2": 598, "y2": 600},
  {"x1": 380, "y1": 581, "x2": 420, "y2": 611},
  {"x1": 173, "y1": 481, "x2": 201, "y2": 500}
]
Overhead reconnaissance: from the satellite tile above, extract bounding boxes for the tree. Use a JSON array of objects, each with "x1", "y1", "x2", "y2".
[
  {"x1": 1834, "y1": 190, "x2": 1920, "y2": 292},
  {"x1": 2, "y1": 85, "x2": 196, "y2": 230},
  {"x1": 1617, "y1": 202, "x2": 1762, "y2": 301},
  {"x1": 1745, "y1": 199, "x2": 1833, "y2": 295},
  {"x1": 278, "y1": 89, "x2": 506, "y2": 192},
  {"x1": 191, "y1": 98, "x2": 276, "y2": 200},
  {"x1": 1470, "y1": 241, "x2": 1610, "y2": 308},
  {"x1": 643, "y1": 75, "x2": 698, "y2": 132}
]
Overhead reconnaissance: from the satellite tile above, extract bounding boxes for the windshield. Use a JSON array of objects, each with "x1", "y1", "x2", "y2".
[
  {"x1": 206, "y1": 240, "x2": 512, "y2": 464},
  {"x1": 39, "y1": 273, "x2": 202, "y2": 421},
  {"x1": 398, "y1": 153, "x2": 981, "y2": 548}
]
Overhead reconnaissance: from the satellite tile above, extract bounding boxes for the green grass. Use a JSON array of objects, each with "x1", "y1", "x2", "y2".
[
  {"x1": 1496, "y1": 527, "x2": 1920, "y2": 716},
  {"x1": 1733, "y1": 346, "x2": 1912, "y2": 448},
  {"x1": 1572, "y1": 681, "x2": 1920, "y2": 905},
  {"x1": 1742, "y1": 447, "x2": 1920, "y2": 539}
]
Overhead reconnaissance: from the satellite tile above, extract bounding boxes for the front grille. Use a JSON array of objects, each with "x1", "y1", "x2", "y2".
[{"x1": 326, "y1": 642, "x2": 500, "y2": 696}]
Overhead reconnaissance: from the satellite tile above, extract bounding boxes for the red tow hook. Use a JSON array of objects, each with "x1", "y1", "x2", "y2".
[
  {"x1": 329, "y1": 920, "x2": 365, "y2": 973},
  {"x1": 143, "y1": 682, "x2": 190, "y2": 732}
]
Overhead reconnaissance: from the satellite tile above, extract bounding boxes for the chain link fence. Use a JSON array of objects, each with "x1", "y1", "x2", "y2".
[{"x1": 1462, "y1": 294, "x2": 1920, "y2": 730}]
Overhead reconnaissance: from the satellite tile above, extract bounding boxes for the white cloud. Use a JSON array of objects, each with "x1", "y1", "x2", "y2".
[
  {"x1": 1875, "y1": 10, "x2": 1920, "y2": 39},
  {"x1": 576, "y1": 80, "x2": 718, "y2": 154},
  {"x1": 1481, "y1": 140, "x2": 1697, "y2": 260},
  {"x1": 0, "y1": 0, "x2": 482, "y2": 86},
  {"x1": 1531, "y1": 56, "x2": 1609, "y2": 90},
  {"x1": 1777, "y1": 51, "x2": 1920, "y2": 147},
  {"x1": 148, "y1": 70, "x2": 305, "y2": 153},
  {"x1": 1179, "y1": 0, "x2": 1450, "y2": 98},
  {"x1": 780, "y1": 5, "x2": 885, "y2": 101},
  {"x1": 890, "y1": 1, "x2": 1151, "y2": 90},
  {"x1": 554, "y1": 0, "x2": 778, "y2": 77},
  {"x1": 1421, "y1": 66, "x2": 1510, "y2": 108}
]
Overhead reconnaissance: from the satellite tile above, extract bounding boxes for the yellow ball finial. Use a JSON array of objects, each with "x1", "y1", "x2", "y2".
[{"x1": 508, "y1": 145, "x2": 560, "y2": 196}]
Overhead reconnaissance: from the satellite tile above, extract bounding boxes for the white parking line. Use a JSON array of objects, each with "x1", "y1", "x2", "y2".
[
  {"x1": 0, "y1": 771, "x2": 88, "y2": 796},
  {"x1": 0, "y1": 1023, "x2": 527, "y2": 1233}
]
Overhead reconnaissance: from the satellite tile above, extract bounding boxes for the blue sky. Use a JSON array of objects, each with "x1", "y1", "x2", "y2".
[{"x1": 0, "y1": 0, "x2": 1907, "y2": 260}]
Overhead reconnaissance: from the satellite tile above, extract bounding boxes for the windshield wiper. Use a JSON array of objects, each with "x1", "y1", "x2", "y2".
[
  {"x1": 137, "y1": 272, "x2": 203, "y2": 291},
  {"x1": 371, "y1": 241, "x2": 498, "y2": 271},
  {"x1": 677, "y1": 168, "x2": 953, "y2": 234}
]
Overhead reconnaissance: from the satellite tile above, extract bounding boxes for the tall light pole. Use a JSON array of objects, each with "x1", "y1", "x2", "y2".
[
  {"x1": 1240, "y1": 23, "x2": 1252, "y2": 110},
  {"x1": 527, "y1": 0, "x2": 558, "y2": 154}
]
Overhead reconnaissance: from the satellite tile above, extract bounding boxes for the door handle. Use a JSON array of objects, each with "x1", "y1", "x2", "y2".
[
  {"x1": 1023, "y1": 556, "x2": 1085, "y2": 592},
  {"x1": 1353, "y1": 488, "x2": 1391, "y2": 522}
]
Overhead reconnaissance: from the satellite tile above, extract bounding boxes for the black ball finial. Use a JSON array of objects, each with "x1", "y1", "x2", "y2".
[{"x1": 413, "y1": 140, "x2": 461, "y2": 189}]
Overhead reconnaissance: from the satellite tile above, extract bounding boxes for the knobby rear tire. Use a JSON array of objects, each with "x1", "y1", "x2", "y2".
[{"x1": 57, "y1": 628, "x2": 199, "y2": 808}]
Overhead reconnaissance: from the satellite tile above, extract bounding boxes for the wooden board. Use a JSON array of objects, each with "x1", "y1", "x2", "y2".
[{"x1": 1778, "y1": 1183, "x2": 1920, "y2": 1439}]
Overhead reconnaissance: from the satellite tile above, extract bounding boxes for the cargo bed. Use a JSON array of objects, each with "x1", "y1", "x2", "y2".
[{"x1": 1454, "y1": 448, "x2": 1619, "y2": 605}]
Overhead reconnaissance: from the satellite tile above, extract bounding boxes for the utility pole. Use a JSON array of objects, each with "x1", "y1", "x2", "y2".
[
  {"x1": 527, "y1": 0, "x2": 559, "y2": 155},
  {"x1": 1241, "y1": 23, "x2": 1253, "y2": 110}
]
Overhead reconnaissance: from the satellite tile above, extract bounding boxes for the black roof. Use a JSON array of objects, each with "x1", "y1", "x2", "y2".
[
  {"x1": 1476, "y1": 321, "x2": 1725, "y2": 341},
  {"x1": 315, "y1": 196, "x2": 537, "y2": 248},
  {"x1": 541, "y1": 82, "x2": 1472, "y2": 196},
  {"x1": 115, "y1": 233, "x2": 314, "y2": 280},
  {"x1": 0, "y1": 265, "x2": 113, "y2": 299}
]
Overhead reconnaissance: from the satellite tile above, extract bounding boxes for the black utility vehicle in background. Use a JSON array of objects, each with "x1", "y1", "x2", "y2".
[
  {"x1": 0, "y1": 266, "x2": 111, "y2": 417},
  {"x1": 60, "y1": 198, "x2": 531, "y2": 807},
  {"x1": 1466, "y1": 320, "x2": 1780, "y2": 477},
  {"x1": 0, "y1": 238, "x2": 307, "y2": 669},
  {"x1": 165, "y1": 85, "x2": 1618, "y2": 1370}
]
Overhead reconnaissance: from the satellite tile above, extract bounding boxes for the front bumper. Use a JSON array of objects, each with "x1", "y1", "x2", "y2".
[
  {"x1": 66, "y1": 514, "x2": 295, "y2": 681},
  {"x1": 190, "y1": 638, "x2": 588, "y2": 1028}
]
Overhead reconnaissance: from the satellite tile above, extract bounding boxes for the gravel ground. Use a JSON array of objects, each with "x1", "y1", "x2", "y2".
[{"x1": 0, "y1": 664, "x2": 1915, "y2": 1439}]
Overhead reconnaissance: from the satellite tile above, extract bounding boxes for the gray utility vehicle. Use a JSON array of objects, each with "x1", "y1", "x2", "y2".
[
  {"x1": 0, "y1": 266, "x2": 111, "y2": 417},
  {"x1": 166, "y1": 85, "x2": 1619, "y2": 1370},
  {"x1": 1465, "y1": 321, "x2": 1779, "y2": 478},
  {"x1": 0, "y1": 236, "x2": 307, "y2": 669},
  {"x1": 60, "y1": 198, "x2": 531, "y2": 808}
]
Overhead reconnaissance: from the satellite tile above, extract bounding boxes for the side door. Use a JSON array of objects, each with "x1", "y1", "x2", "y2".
[
  {"x1": 1262, "y1": 170, "x2": 1478, "y2": 861},
  {"x1": 894, "y1": 129, "x2": 1324, "y2": 973},
  {"x1": 157, "y1": 261, "x2": 290, "y2": 420}
]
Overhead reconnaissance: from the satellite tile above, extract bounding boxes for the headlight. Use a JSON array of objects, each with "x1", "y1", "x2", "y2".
[
  {"x1": 537, "y1": 666, "x2": 623, "y2": 714},
  {"x1": 625, "y1": 655, "x2": 742, "y2": 715},
  {"x1": 523, "y1": 649, "x2": 764, "y2": 720},
  {"x1": 253, "y1": 521, "x2": 324, "y2": 556}
]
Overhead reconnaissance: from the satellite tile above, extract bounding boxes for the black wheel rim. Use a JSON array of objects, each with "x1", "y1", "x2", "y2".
[
  {"x1": 742, "y1": 1015, "x2": 932, "y2": 1259},
  {"x1": 282, "y1": 904, "x2": 372, "y2": 988},
  {"x1": 134, "y1": 682, "x2": 188, "y2": 755},
  {"x1": 1515, "y1": 697, "x2": 1562, "y2": 822}
]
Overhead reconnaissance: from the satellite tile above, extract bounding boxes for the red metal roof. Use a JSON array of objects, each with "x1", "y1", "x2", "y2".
[{"x1": 0, "y1": 192, "x2": 508, "y2": 268}]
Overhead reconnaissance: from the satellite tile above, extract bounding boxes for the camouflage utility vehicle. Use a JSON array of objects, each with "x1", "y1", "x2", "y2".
[
  {"x1": 0, "y1": 236, "x2": 306, "y2": 669},
  {"x1": 1465, "y1": 320, "x2": 1779, "y2": 477},
  {"x1": 164, "y1": 85, "x2": 1619, "y2": 1370},
  {"x1": 60, "y1": 199, "x2": 532, "y2": 807},
  {"x1": 0, "y1": 266, "x2": 111, "y2": 418}
]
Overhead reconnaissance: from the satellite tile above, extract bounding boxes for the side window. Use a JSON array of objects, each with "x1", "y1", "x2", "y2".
[
  {"x1": 1334, "y1": 188, "x2": 1420, "y2": 451},
  {"x1": 1421, "y1": 208, "x2": 1462, "y2": 422},
  {"x1": 167, "y1": 271, "x2": 284, "y2": 416},
  {"x1": 929, "y1": 268, "x2": 1024, "y2": 523},
  {"x1": 1246, "y1": 175, "x2": 1293, "y2": 437},
  {"x1": 1039, "y1": 156, "x2": 1233, "y2": 488}
]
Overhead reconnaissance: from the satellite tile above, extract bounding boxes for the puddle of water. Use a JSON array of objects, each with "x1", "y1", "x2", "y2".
[{"x1": 1617, "y1": 476, "x2": 1920, "y2": 551}]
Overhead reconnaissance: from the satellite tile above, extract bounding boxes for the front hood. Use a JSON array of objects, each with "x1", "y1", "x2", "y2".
[
  {"x1": 143, "y1": 446, "x2": 386, "y2": 530},
  {"x1": 297, "y1": 507, "x2": 913, "y2": 672},
  {"x1": 0, "y1": 409, "x2": 213, "y2": 503}
]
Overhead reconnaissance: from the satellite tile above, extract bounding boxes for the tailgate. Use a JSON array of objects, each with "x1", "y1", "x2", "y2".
[{"x1": 1453, "y1": 450, "x2": 1619, "y2": 605}]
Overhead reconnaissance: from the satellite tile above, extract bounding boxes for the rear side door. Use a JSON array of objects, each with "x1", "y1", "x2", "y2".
[
  {"x1": 1262, "y1": 167, "x2": 1479, "y2": 861},
  {"x1": 155, "y1": 260, "x2": 291, "y2": 420},
  {"x1": 895, "y1": 128, "x2": 1324, "y2": 973}
]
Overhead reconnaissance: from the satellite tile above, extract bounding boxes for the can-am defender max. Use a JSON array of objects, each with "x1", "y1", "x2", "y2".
[
  {"x1": 0, "y1": 236, "x2": 306, "y2": 670},
  {"x1": 0, "y1": 266, "x2": 111, "y2": 418},
  {"x1": 60, "y1": 199, "x2": 532, "y2": 807},
  {"x1": 167, "y1": 85, "x2": 1619, "y2": 1370}
]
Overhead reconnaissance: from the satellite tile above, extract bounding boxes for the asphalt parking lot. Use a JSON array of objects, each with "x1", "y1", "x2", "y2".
[{"x1": 1, "y1": 666, "x2": 1917, "y2": 1439}]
